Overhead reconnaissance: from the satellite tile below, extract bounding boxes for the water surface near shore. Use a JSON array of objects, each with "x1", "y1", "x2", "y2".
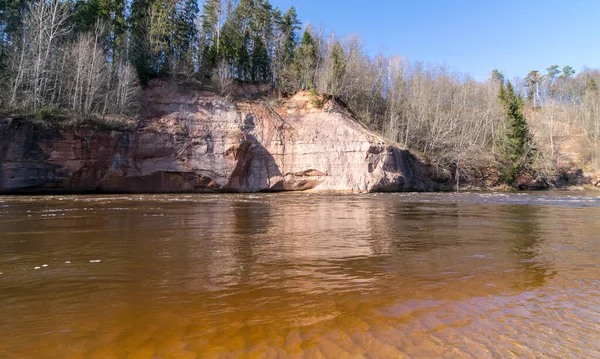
[{"x1": 1, "y1": 192, "x2": 599, "y2": 358}]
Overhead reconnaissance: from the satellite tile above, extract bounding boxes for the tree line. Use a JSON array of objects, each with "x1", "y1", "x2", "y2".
[
  {"x1": 0, "y1": 0, "x2": 140, "y2": 121},
  {"x1": 1, "y1": 0, "x2": 599, "y2": 185},
  {"x1": 518, "y1": 65, "x2": 600, "y2": 173}
]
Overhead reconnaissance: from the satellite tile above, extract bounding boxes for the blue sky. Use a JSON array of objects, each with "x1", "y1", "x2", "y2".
[{"x1": 269, "y1": 0, "x2": 600, "y2": 81}]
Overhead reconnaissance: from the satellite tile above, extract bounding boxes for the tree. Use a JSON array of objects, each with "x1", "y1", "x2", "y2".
[
  {"x1": 129, "y1": 0, "x2": 153, "y2": 84},
  {"x1": 72, "y1": 0, "x2": 127, "y2": 63},
  {"x1": 104, "y1": 0, "x2": 128, "y2": 63},
  {"x1": 201, "y1": 0, "x2": 221, "y2": 66},
  {"x1": 73, "y1": 0, "x2": 101, "y2": 34},
  {"x1": 491, "y1": 69, "x2": 504, "y2": 83},
  {"x1": 211, "y1": 59, "x2": 233, "y2": 96},
  {"x1": 174, "y1": 0, "x2": 199, "y2": 72},
  {"x1": 8, "y1": 0, "x2": 71, "y2": 111},
  {"x1": 148, "y1": 0, "x2": 179, "y2": 73},
  {"x1": 546, "y1": 65, "x2": 560, "y2": 80},
  {"x1": 251, "y1": 35, "x2": 269, "y2": 82},
  {"x1": 4, "y1": 0, "x2": 139, "y2": 118},
  {"x1": 278, "y1": 6, "x2": 299, "y2": 65},
  {"x1": 495, "y1": 80, "x2": 536, "y2": 183},
  {"x1": 0, "y1": 0, "x2": 28, "y2": 56},
  {"x1": 560, "y1": 65, "x2": 575, "y2": 79},
  {"x1": 272, "y1": 6, "x2": 299, "y2": 93},
  {"x1": 324, "y1": 39, "x2": 346, "y2": 96},
  {"x1": 546, "y1": 64, "x2": 560, "y2": 100},
  {"x1": 556, "y1": 65, "x2": 576, "y2": 102},
  {"x1": 583, "y1": 71, "x2": 598, "y2": 94},
  {"x1": 525, "y1": 70, "x2": 543, "y2": 108},
  {"x1": 295, "y1": 29, "x2": 317, "y2": 90}
]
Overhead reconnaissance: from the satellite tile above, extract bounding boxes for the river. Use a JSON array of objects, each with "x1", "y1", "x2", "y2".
[{"x1": 0, "y1": 192, "x2": 599, "y2": 358}]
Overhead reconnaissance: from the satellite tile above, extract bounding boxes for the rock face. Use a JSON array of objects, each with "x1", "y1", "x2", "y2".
[{"x1": 0, "y1": 81, "x2": 437, "y2": 193}]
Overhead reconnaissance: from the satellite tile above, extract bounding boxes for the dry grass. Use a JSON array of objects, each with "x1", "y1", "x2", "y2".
[{"x1": 0, "y1": 109, "x2": 140, "y2": 132}]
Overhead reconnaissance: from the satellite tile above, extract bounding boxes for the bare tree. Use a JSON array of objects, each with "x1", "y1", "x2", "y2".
[
  {"x1": 66, "y1": 31, "x2": 107, "y2": 115},
  {"x1": 212, "y1": 59, "x2": 233, "y2": 96},
  {"x1": 5, "y1": 0, "x2": 140, "y2": 122},
  {"x1": 9, "y1": 0, "x2": 70, "y2": 110}
]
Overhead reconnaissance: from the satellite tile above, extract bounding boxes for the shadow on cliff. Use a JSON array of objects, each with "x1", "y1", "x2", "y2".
[
  {"x1": 0, "y1": 120, "x2": 70, "y2": 193},
  {"x1": 225, "y1": 133, "x2": 283, "y2": 192}
]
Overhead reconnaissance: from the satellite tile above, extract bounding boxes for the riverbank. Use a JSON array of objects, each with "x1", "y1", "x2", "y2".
[{"x1": 3, "y1": 80, "x2": 598, "y2": 194}]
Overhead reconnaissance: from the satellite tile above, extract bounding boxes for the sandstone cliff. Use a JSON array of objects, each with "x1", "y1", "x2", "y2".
[{"x1": 0, "y1": 81, "x2": 438, "y2": 193}]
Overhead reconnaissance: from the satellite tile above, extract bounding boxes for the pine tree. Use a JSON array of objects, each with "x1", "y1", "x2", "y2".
[
  {"x1": 103, "y1": 0, "x2": 127, "y2": 63},
  {"x1": 174, "y1": 0, "x2": 199, "y2": 72},
  {"x1": 73, "y1": 0, "x2": 101, "y2": 33},
  {"x1": 72, "y1": 0, "x2": 127, "y2": 63},
  {"x1": 271, "y1": 6, "x2": 299, "y2": 94},
  {"x1": 490, "y1": 69, "x2": 504, "y2": 83},
  {"x1": 0, "y1": 0, "x2": 27, "y2": 45},
  {"x1": 149, "y1": 0, "x2": 179, "y2": 73},
  {"x1": 201, "y1": 0, "x2": 221, "y2": 61},
  {"x1": 495, "y1": 80, "x2": 536, "y2": 184},
  {"x1": 0, "y1": 0, "x2": 27, "y2": 81},
  {"x1": 546, "y1": 65, "x2": 560, "y2": 100},
  {"x1": 328, "y1": 41, "x2": 346, "y2": 96},
  {"x1": 524, "y1": 70, "x2": 542, "y2": 108},
  {"x1": 251, "y1": 35, "x2": 269, "y2": 82},
  {"x1": 221, "y1": 0, "x2": 252, "y2": 80},
  {"x1": 277, "y1": 7, "x2": 299, "y2": 65},
  {"x1": 130, "y1": 0, "x2": 153, "y2": 84},
  {"x1": 295, "y1": 30, "x2": 317, "y2": 90},
  {"x1": 560, "y1": 65, "x2": 575, "y2": 80}
]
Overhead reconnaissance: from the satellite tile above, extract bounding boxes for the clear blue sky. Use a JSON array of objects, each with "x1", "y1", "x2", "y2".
[{"x1": 269, "y1": 0, "x2": 600, "y2": 81}]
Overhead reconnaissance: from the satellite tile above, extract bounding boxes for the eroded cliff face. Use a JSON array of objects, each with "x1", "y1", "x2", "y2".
[{"x1": 0, "y1": 81, "x2": 437, "y2": 193}]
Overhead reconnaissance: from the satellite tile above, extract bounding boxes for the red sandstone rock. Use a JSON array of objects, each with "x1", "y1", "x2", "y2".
[{"x1": 0, "y1": 81, "x2": 435, "y2": 193}]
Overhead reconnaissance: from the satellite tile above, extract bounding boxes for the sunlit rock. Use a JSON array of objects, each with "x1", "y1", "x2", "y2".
[{"x1": 0, "y1": 81, "x2": 437, "y2": 193}]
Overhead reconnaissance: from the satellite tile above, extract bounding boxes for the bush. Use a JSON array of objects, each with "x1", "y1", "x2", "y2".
[
  {"x1": 309, "y1": 89, "x2": 323, "y2": 108},
  {"x1": 35, "y1": 107, "x2": 60, "y2": 120}
]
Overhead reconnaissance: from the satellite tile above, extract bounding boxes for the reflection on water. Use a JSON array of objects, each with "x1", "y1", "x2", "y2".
[
  {"x1": 1, "y1": 192, "x2": 600, "y2": 358},
  {"x1": 504, "y1": 205, "x2": 556, "y2": 290}
]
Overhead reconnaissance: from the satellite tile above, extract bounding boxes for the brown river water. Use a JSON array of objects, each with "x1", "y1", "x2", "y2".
[{"x1": 1, "y1": 192, "x2": 600, "y2": 358}]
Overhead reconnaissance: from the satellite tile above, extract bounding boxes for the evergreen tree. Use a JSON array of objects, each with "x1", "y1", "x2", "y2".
[
  {"x1": 328, "y1": 41, "x2": 346, "y2": 96},
  {"x1": 0, "y1": 0, "x2": 27, "y2": 76},
  {"x1": 248, "y1": 0, "x2": 273, "y2": 82},
  {"x1": 0, "y1": 0, "x2": 27, "y2": 46},
  {"x1": 271, "y1": 6, "x2": 299, "y2": 92},
  {"x1": 525, "y1": 70, "x2": 542, "y2": 108},
  {"x1": 149, "y1": 0, "x2": 178, "y2": 73},
  {"x1": 546, "y1": 65, "x2": 560, "y2": 81},
  {"x1": 279, "y1": 7, "x2": 299, "y2": 64},
  {"x1": 72, "y1": 0, "x2": 127, "y2": 62},
  {"x1": 221, "y1": 0, "x2": 253, "y2": 80},
  {"x1": 495, "y1": 80, "x2": 536, "y2": 183},
  {"x1": 490, "y1": 69, "x2": 504, "y2": 83},
  {"x1": 129, "y1": 0, "x2": 153, "y2": 84},
  {"x1": 201, "y1": 0, "x2": 221, "y2": 65},
  {"x1": 251, "y1": 35, "x2": 269, "y2": 82},
  {"x1": 546, "y1": 64, "x2": 560, "y2": 100},
  {"x1": 103, "y1": 0, "x2": 127, "y2": 63},
  {"x1": 175, "y1": 0, "x2": 199, "y2": 72},
  {"x1": 560, "y1": 65, "x2": 575, "y2": 80},
  {"x1": 295, "y1": 30, "x2": 317, "y2": 90},
  {"x1": 73, "y1": 0, "x2": 101, "y2": 33}
]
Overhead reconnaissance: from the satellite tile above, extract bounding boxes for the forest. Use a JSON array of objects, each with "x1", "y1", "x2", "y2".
[{"x1": 2, "y1": 0, "x2": 600, "y2": 186}]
